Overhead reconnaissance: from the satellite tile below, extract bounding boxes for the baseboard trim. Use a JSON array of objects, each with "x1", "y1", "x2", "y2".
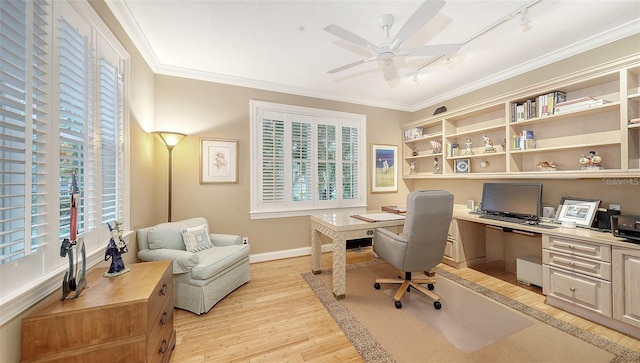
[{"x1": 249, "y1": 244, "x2": 332, "y2": 263}]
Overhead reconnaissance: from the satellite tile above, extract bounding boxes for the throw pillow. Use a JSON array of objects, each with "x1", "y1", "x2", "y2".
[{"x1": 181, "y1": 224, "x2": 213, "y2": 252}]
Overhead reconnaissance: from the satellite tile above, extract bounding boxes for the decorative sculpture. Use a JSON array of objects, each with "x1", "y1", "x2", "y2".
[
  {"x1": 104, "y1": 221, "x2": 130, "y2": 277},
  {"x1": 60, "y1": 168, "x2": 87, "y2": 300},
  {"x1": 579, "y1": 150, "x2": 603, "y2": 170},
  {"x1": 410, "y1": 161, "x2": 416, "y2": 174},
  {"x1": 464, "y1": 137, "x2": 474, "y2": 155},
  {"x1": 482, "y1": 135, "x2": 496, "y2": 153},
  {"x1": 434, "y1": 157, "x2": 441, "y2": 174}
]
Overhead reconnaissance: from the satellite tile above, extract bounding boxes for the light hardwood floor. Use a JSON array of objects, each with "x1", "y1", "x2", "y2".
[{"x1": 170, "y1": 248, "x2": 640, "y2": 362}]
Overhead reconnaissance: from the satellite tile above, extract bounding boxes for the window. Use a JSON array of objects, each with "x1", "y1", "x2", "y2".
[
  {"x1": 0, "y1": 0, "x2": 129, "y2": 324},
  {"x1": 250, "y1": 101, "x2": 366, "y2": 218}
]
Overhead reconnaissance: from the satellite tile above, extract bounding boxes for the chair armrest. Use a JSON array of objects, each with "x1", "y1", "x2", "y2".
[
  {"x1": 210, "y1": 233, "x2": 242, "y2": 246},
  {"x1": 375, "y1": 227, "x2": 407, "y2": 243},
  {"x1": 138, "y1": 248, "x2": 199, "y2": 274}
]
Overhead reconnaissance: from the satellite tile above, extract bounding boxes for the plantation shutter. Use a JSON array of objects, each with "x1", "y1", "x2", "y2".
[
  {"x1": 291, "y1": 116, "x2": 312, "y2": 203},
  {"x1": 58, "y1": 17, "x2": 92, "y2": 239},
  {"x1": 317, "y1": 123, "x2": 336, "y2": 201},
  {"x1": 0, "y1": 0, "x2": 49, "y2": 264},
  {"x1": 260, "y1": 111, "x2": 285, "y2": 206},
  {"x1": 99, "y1": 59, "x2": 119, "y2": 223},
  {"x1": 342, "y1": 125, "x2": 359, "y2": 200}
]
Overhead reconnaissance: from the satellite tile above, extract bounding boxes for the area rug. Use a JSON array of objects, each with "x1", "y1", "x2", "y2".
[{"x1": 302, "y1": 259, "x2": 640, "y2": 363}]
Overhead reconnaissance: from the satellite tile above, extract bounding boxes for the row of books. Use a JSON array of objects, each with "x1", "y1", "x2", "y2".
[
  {"x1": 513, "y1": 130, "x2": 535, "y2": 150},
  {"x1": 554, "y1": 96, "x2": 607, "y2": 113},
  {"x1": 511, "y1": 91, "x2": 566, "y2": 122}
]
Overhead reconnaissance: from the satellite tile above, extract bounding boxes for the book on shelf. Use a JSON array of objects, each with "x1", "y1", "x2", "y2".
[
  {"x1": 554, "y1": 97, "x2": 607, "y2": 113},
  {"x1": 630, "y1": 117, "x2": 640, "y2": 125},
  {"x1": 513, "y1": 130, "x2": 535, "y2": 150},
  {"x1": 449, "y1": 143, "x2": 459, "y2": 157}
]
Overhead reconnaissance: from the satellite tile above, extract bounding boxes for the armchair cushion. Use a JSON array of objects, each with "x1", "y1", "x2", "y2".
[
  {"x1": 137, "y1": 248, "x2": 199, "y2": 274},
  {"x1": 181, "y1": 224, "x2": 213, "y2": 252},
  {"x1": 147, "y1": 222, "x2": 186, "y2": 250}
]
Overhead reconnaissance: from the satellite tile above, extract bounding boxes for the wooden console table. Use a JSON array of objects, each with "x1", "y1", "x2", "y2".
[{"x1": 21, "y1": 260, "x2": 175, "y2": 362}]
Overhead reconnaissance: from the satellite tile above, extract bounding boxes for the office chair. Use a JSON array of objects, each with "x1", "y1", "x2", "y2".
[{"x1": 373, "y1": 190, "x2": 454, "y2": 309}]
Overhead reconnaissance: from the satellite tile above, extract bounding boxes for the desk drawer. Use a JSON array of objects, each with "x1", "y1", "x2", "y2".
[
  {"x1": 543, "y1": 265, "x2": 612, "y2": 317},
  {"x1": 542, "y1": 235, "x2": 611, "y2": 262},
  {"x1": 543, "y1": 249, "x2": 611, "y2": 280}
]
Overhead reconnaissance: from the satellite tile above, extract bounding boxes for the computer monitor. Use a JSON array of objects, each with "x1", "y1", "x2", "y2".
[{"x1": 480, "y1": 182, "x2": 543, "y2": 221}]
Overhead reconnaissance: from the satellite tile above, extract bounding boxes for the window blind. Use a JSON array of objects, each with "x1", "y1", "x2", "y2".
[{"x1": 0, "y1": 0, "x2": 49, "y2": 264}]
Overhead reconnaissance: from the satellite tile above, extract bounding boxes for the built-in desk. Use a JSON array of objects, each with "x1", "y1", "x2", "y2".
[{"x1": 450, "y1": 204, "x2": 640, "y2": 339}]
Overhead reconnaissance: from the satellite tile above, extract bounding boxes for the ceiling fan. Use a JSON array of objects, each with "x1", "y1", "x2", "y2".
[{"x1": 324, "y1": 0, "x2": 462, "y2": 81}]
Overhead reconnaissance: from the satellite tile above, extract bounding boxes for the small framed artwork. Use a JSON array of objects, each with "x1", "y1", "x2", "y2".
[
  {"x1": 372, "y1": 144, "x2": 398, "y2": 193},
  {"x1": 455, "y1": 159, "x2": 470, "y2": 173},
  {"x1": 554, "y1": 197, "x2": 600, "y2": 228},
  {"x1": 200, "y1": 138, "x2": 238, "y2": 184}
]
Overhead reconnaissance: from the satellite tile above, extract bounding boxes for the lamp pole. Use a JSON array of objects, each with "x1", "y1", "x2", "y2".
[{"x1": 152, "y1": 131, "x2": 187, "y2": 222}]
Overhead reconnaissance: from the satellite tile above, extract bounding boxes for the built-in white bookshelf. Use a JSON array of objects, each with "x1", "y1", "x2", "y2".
[{"x1": 402, "y1": 55, "x2": 640, "y2": 179}]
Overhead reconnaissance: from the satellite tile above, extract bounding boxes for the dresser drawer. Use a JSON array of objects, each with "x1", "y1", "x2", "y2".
[
  {"x1": 542, "y1": 235, "x2": 611, "y2": 262},
  {"x1": 543, "y1": 249, "x2": 611, "y2": 280},
  {"x1": 147, "y1": 264, "x2": 173, "y2": 333},
  {"x1": 148, "y1": 291, "x2": 175, "y2": 363},
  {"x1": 543, "y1": 265, "x2": 612, "y2": 317}
]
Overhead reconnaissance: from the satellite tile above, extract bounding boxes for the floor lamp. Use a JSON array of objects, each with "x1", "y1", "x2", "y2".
[{"x1": 153, "y1": 131, "x2": 187, "y2": 222}]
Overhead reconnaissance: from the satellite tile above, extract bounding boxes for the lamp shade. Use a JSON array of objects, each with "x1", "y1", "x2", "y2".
[{"x1": 153, "y1": 131, "x2": 187, "y2": 149}]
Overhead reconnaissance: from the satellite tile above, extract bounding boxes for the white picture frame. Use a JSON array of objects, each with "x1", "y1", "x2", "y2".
[
  {"x1": 554, "y1": 197, "x2": 600, "y2": 228},
  {"x1": 200, "y1": 138, "x2": 238, "y2": 184}
]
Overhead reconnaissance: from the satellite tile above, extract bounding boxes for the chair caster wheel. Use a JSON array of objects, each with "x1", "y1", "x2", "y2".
[
  {"x1": 374, "y1": 282, "x2": 381, "y2": 290},
  {"x1": 427, "y1": 283, "x2": 435, "y2": 290},
  {"x1": 434, "y1": 301, "x2": 442, "y2": 309},
  {"x1": 395, "y1": 301, "x2": 402, "y2": 309}
]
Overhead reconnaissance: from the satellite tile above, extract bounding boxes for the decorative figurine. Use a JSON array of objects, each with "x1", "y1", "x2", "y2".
[
  {"x1": 464, "y1": 137, "x2": 474, "y2": 155},
  {"x1": 500, "y1": 139, "x2": 507, "y2": 152},
  {"x1": 60, "y1": 168, "x2": 87, "y2": 300},
  {"x1": 410, "y1": 161, "x2": 416, "y2": 174},
  {"x1": 412, "y1": 147, "x2": 419, "y2": 156},
  {"x1": 580, "y1": 150, "x2": 603, "y2": 170},
  {"x1": 537, "y1": 161, "x2": 557, "y2": 171},
  {"x1": 434, "y1": 157, "x2": 441, "y2": 174},
  {"x1": 104, "y1": 221, "x2": 130, "y2": 277},
  {"x1": 482, "y1": 135, "x2": 496, "y2": 153},
  {"x1": 430, "y1": 139, "x2": 442, "y2": 154}
]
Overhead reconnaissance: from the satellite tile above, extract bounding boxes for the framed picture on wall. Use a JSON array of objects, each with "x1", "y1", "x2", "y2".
[
  {"x1": 200, "y1": 138, "x2": 238, "y2": 184},
  {"x1": 554, "y1": 197, "x2": 600, "y2": 228},
  {"x1": 371, "y1": 144, "x2": 398, "y2": 193}
]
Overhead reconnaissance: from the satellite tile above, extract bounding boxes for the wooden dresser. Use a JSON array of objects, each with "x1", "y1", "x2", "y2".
[{"x1": 21, "y1": 260, "x2": 175, "y2": 362}]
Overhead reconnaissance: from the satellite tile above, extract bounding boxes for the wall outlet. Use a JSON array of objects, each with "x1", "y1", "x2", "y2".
[
  {"x1": 242, "y1": 237, "x2": 249, "y2": 244},
  {"x1": 609, "y1": 204, "x2": 621, "y2": 211}
]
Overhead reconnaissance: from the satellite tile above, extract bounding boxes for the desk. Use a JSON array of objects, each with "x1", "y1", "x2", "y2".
[{"x1": 311, "y1": 212, "x2": 404, "y2": 299}]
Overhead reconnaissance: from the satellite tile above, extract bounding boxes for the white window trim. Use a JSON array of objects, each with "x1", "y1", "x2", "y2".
[{"x1": 250, "y1": 100, "x2": 367, "y2": 219}]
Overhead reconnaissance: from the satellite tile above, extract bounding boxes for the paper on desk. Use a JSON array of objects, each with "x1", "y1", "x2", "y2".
[{"x1": 351, "y1": 213, "x2": 406, "y2": 222}]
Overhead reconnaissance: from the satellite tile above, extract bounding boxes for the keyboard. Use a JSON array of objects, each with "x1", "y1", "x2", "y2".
[{"x1": 479, "y1": 214, "x2": 526, "y2": 224}]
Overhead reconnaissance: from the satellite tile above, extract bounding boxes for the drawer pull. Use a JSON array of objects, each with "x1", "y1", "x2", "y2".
[
  {"x1": 367, "y1": 230, "x2": 373, "y2": 236},
  {"x1": 160, "y1": 339, "x2": 168, "y2": 353},
  {"x1": 569, "y1": 287, "x2": 576, "y2": 292},
  {"x1": 160, "y1": 311, "x2": 168, "y2": 325},
  {"x1": 160, "y1": 283, "x2": 168, "y2": 296}
]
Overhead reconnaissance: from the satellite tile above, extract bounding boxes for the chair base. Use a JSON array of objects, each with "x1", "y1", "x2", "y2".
[{"x1": 374, "y1": 272, "x2": 441, "y2": 309}]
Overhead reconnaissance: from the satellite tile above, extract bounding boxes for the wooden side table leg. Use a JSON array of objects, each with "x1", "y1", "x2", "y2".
[{"x1": 311, "y1": 224, "x2": 322, "y2": 275}]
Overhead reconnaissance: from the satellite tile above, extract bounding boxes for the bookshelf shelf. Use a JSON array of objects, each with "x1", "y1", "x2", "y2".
[{"x1": 401, "y1": 55, "x2": 640, "y2": 179}]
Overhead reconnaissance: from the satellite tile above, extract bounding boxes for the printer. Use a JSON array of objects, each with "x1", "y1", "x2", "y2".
[{"x1": 611, "y1": 215, "x2": 640, "y2": 243}]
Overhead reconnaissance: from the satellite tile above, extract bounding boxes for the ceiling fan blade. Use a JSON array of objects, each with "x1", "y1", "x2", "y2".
[
  {"x1": 382, "y1": 60, "x2": 397, "y2": 81},
  {"x1": 327, "y1": 57, "x2": 377, "y2": 74},
  {"x1": 394, "y1": 0, "x2": 445, "y2": 46},
  {"x1": 398, "y1": 43, "x2": 462, "y2": 57},
  {"x1": 324, "y1": 24, "x2": 378, "y2": 51}
]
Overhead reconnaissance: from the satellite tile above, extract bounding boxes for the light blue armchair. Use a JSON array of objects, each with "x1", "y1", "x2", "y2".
[{"x1": 137, "y1": 217, "x2": 250, "y2": 315}]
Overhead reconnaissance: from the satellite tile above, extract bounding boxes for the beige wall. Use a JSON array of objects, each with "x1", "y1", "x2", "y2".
[{"x1": 154, "y1": 76, "x2": 411, "y2": 254}]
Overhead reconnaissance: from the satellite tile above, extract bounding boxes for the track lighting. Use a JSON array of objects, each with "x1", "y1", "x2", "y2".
[{"x1": 520, "y1": 9, "x2": 531, "y2": 30}]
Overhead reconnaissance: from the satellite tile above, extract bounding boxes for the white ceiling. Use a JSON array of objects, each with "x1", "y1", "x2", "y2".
[{"x1": 106, "y1": 0, "x2": 640, "y2": 112}]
